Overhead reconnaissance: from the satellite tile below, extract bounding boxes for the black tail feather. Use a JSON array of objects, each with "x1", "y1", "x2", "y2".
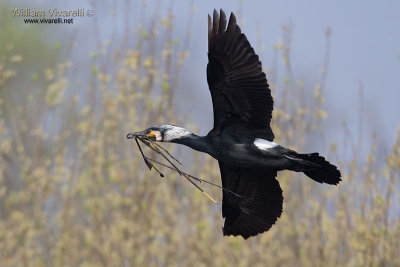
[{"x1": 286, "y1": 153, "x2": 342, "y2": 185}]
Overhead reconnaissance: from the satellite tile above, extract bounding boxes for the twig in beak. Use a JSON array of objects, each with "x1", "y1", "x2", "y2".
[
  {"x1": 151, "y1": 141, "x2": 182, "y2": 165},
  {"x1": 135, "y1": 138, "x2": 164, "y2": 177},
  {"x1": 142, "y1": 138, "x2": 217, "y2": 203},
  {"x1": 146, "y1": 158, "x2": 242, "y2": 198},
  {"x1": 132, "y1": 136, "x2": 241, "y2": 204}
]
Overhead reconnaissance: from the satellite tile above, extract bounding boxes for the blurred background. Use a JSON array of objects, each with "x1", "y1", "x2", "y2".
[{"x1": 0, "y1": 0, "x2": 399, "y2": 266}]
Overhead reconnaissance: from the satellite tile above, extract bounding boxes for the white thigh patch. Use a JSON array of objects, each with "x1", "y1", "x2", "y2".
[{"x1": 254, "y1": 138, "x2": 278, "y2": 150}]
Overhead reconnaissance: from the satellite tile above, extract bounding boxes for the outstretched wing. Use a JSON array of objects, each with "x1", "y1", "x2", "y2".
[
  {"x1": 218, "y1": 161, "x2": 283, "y2": 239},
  {"x1": 207, "y1": 9, "x2": 274, "y2": 140}
]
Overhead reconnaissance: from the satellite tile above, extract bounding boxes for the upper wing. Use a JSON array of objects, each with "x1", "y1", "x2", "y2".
[
  {"x1": 207, "y1": 9, "x2": 274, "y2": 141},
  {"x1": 218, "y1": 161, "x2": 283, "y2": 239}
]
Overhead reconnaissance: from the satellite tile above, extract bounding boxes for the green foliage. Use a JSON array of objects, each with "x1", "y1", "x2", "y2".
[{"x1": 0, "y1": 2, "x2": 399, "y2": 266}]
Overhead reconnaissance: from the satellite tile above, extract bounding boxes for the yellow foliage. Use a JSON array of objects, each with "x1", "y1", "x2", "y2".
[{"x1": 0, "y1": 3, "x2": 399, "y2": 267}]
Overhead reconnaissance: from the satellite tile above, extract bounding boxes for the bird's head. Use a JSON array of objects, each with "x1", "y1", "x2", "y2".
[{"x1": 127, "y1": 125, "x2": 192, "y2": 142}]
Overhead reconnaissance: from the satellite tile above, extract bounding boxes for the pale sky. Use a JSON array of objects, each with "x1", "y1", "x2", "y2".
[
  {"x1": 176, "y1": 0, "x2": 400, "y2": 156},
  {"x1": 9, "y1": 0, "x2": 400, "y2": 156}
]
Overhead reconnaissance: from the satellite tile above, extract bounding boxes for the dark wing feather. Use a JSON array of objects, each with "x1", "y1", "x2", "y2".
[
  {"x1": 218, "y1": 161, "x2": 283, "y2": 239},
  {"x1": 207, "y1": 9, "x2": 274, "y2": 140}
]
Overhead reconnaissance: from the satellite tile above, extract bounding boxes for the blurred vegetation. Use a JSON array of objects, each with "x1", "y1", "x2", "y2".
[{"x1": 0, "y1": 2, "x2": 399, "y2": 266}]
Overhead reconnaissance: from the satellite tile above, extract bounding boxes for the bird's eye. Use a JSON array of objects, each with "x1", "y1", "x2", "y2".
[{"x1": 226, "y1": 114, "x2": 231, "y2": 118}]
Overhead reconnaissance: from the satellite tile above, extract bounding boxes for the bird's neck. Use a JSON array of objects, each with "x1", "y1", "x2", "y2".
[{"x1": 172, "y1": 133, "x2": 213, "y2": 155}]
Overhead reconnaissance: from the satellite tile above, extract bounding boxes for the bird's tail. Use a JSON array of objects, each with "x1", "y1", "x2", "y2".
[{"x1": 285, "y1": 153, "x2": 342, "y2": 185}]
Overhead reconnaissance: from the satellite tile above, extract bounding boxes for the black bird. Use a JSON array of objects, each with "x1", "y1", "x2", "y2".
[{"x1": 127, "y1": 9, "x2": 341, "y2": 239}]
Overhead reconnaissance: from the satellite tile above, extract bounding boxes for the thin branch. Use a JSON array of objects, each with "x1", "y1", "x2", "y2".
[
  {"x1": 135, "y1": 138, "x2": 164, "y2": 177},
  {"x1": 134, "y1": 137, "x2": 219, "y2": 203},
  {"x1": 146, "y1": 158, "x2": 242, "y2": 198}
]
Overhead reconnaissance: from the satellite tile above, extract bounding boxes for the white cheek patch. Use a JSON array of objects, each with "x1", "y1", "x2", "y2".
[
  {"x1": 153, "y1": 131, "x2": 162, "y2": 141},
  {"x1": 254, "y1": 138, "x2": 278, "y2": 150}
]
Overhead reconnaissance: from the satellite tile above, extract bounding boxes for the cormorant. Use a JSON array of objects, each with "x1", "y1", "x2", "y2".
[{"x1": 127, "y1": 9, "x2": 341, "y2": 239}]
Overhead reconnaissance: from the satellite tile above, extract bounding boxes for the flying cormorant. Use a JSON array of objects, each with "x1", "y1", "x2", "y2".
[{"x1": 127, "y1": 9, "x2": 341, "y2": 239}]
